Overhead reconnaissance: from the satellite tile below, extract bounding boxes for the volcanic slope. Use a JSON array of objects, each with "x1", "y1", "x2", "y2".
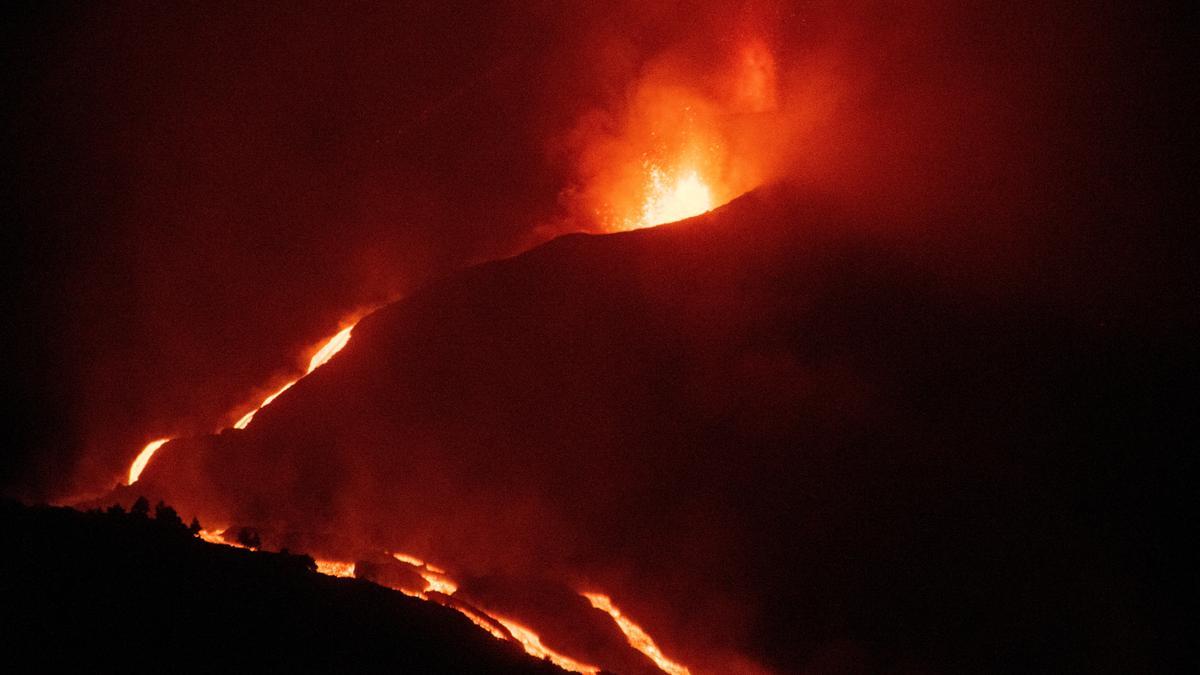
[{"x1": 132, "y1": 185, "x2": 1178, "y2": 673}]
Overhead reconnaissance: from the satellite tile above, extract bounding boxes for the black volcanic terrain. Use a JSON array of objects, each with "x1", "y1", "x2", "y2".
[
  {"x1": 1, "y1": 499, "x2": 569, "y2": 673},
  {"x1": 121, "y1": 186, "x2": 1184, "y2": 673}
]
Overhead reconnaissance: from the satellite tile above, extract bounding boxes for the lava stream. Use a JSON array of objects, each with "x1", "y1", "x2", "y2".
[
  {"x1": 196, "y1": 529, "x2": 243, "y2": 547},
  {"x1": 454, "y1": 605, "x2": 512, "y2": 642},
  {"x1": 493, "y1": 616, "x2": 600, "y2": 674},
  {"x1": 126, "y1": 323, "x2": 356, "y2": 485},
  {"x1": 391, "y1": 552, "x2": 426, "y2": 567},
  {"x1": 314, "y1": 560, "x2": 357, "y2": 578},
  {"x1": 127, "y1": 438, "x2": 170, "y2": 485},
  {"x1": 233, "y1": 324, "x2": 354, "y2": 429},
  {"x1": 382, "y1": 552, "x2": 604, "y2": 672},
  {"x1": 181, "y1": 431, "x2": 684, "y2": 674},
  {"x1": 584, "y1": 592, "x2": 691, "y2": 675}
]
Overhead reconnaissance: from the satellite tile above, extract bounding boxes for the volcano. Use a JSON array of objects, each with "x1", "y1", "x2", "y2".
[
  {"x1": 107, "y1": 184, "x2": 1177, "y2": 673},
  {"x1": 2, "y1": 2, "x2": 1188, "y2": 672}
]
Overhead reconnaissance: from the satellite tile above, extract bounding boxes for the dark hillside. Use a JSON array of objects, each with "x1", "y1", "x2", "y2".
[{"x1": 0, "y1": 499, "x2": 569, "y2": 673}]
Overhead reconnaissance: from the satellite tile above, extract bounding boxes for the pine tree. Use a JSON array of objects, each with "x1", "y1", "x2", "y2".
[{"x1": 154, "y1": 501, "x2": 184, "y2": 529}]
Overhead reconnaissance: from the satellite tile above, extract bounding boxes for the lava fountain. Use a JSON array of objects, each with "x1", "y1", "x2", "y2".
[
  {"x1": 634, "y1": 164, "x2": 715, "y2": 229},
  {"x1": 563, "y1": 36, "x2": 781, "y2": 235}
]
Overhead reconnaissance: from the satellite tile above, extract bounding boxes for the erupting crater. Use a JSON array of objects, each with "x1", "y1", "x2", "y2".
[{"x1": 633, "y1": 164, "x2": 716, "y2": 230}]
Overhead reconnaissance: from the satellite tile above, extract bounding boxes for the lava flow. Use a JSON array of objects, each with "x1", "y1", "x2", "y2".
[
  {"x1": 314, "y1": 560, "x2": 357, "y2": 578},
  {"x1": 376, "y1": 551, "x2": 684, "y2": 674},
  {"x1": 308, "y1": 549, "x2": 605, "y2": 673},
  {"x1": 382, "y1": 553, "x2": 599, "y2": 672},
  {"x1": 495, "y1": 616, "x2": 600, "y2": 674},
  {"x1": 119, "y1": 316, "x2": 687, "y2": 671},
  {"x1": 584, "y1": 593, "x2": 691, "y2": 675},
  {"x1": 127, "y1": 438, "x2": 170, "y2": 486},
  {"x1": 125, "y1": 323, "x2": 356, "y2": 485},
  {"x1": 233, "y1": 325, "x2": 354, "y2": 429}
]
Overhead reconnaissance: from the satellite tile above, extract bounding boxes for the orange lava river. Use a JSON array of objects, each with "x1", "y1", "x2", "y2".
[
  {"x1": 126, "y1": 324, "x2": 356, "y2": 485},
  {"x1": 194, "y1": 528, "x2": 690, "y2": 674}
]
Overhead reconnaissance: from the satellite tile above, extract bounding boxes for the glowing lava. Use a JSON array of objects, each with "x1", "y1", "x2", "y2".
[
  {"x1": 494, "y1": 616, "x2": 600, "y2": 674},
  {"x1": 418, "y1": 569, "x2": 458, "y2": 595},
  {"x1": 197, "y1": 529, "x2": 239, "y2": 547},
  {"x1": 233, "y1": 325, "x2": 355, "y2": 429},
  {"x1": 314, "y1": 560, "x2": 357, "y2": 578},
  {"x1": 126, "y1": 323, "x2": 356, "y2": 485},
  {"x1": 200, "y1": 529, "x2": 360, "y2": 582},
  {"x1": 192, "y1": 531, "x2": 597, "y2": 671},
  {"x1": 391, "y1": 552, "x2": 426, "y2": 567},
  {"x1": 138, "y1": 320, "x2": 688, "y2": 675},
  {"x1": 635, "y1": 165, "x2": 714, "y2": 229},
  {"x1": 379, "y1": 552, "x2": 607, "y2": 672},
  {"x1": 455, "y1": 606, "x2": 512, "y2": 642},
  {"x1": 134, "y1": 315, "x2": 691, "y2": 674},
  {"x1": 127, "y1": 438, "x2": 170, "y2": 485},
  {"x1": 583, "y1": 592, "x2": 691, "y2": 675}
]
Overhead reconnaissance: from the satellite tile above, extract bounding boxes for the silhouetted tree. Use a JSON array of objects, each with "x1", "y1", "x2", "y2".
[
  {"x1": 106, "y1": 503, "x2": 125, "y2": 517},
  {"x1": 131, "y1": 496, "x2": 150, "y2": 518},
  {"x1": 154, "y1": 501, "x2": 184, "y2": 529},
  {"x1": 188, "y1": 517, "x2": 202, "y2": 536}
]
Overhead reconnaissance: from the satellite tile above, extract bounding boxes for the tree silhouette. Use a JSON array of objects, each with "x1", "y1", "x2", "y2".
[
  {"x1": 188, "y1": 517, "x2": 202, "y2": 536},
  {"x1": 154, "y1": 501, "x2": 184, "y2": 530},
  {"x1": 130, "y1": 496, "x2": 150, "y2": 518}
]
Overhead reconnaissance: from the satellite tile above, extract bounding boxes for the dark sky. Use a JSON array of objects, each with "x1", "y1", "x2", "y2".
[{"x1": 1, "y1": 1, "x2": 1191, "y2": 503}]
